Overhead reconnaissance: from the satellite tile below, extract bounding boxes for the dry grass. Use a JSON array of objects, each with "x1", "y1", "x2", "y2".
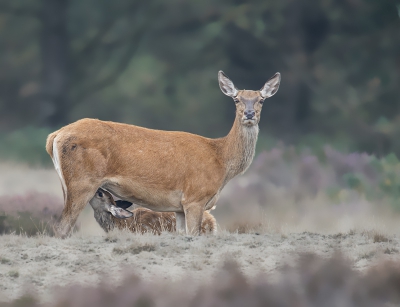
[
  {"x1": 113, "y1": 242, "x2": 157, "y2": 255},
  {"x1": 2, "y1": 253, "x2": 400, "y2": 306},
  {"x1": 373, "y1": 233, "x2": 390, "y2": 243},
  {"x1": 1, "y1": 230, "x2": 400, "y2": 302},
  {"x1": 361, "y1": 230, "x2": 391, "y2": 243}
]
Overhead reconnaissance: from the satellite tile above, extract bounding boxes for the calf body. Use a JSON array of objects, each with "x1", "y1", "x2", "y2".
[{"x1": 89, "y1": 189, "x2": 217, "y2": 235}]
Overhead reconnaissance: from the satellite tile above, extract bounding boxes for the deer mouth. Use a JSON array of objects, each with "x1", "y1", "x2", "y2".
[{"x1": 242, "y1": 118, "x2": 257, "y2": 126}]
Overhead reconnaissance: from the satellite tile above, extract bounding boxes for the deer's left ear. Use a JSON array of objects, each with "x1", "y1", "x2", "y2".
[
  {"x1": 260, "y1": 73, "x2": 281, "y2": 99},
  {"x1": 115, "y1": 200, "x2": 133, "y2": 210},
  {"x1": 218, "y1": 71, "x2": 238, "y2": 97}
]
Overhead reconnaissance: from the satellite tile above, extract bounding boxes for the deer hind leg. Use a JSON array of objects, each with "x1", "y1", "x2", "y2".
[
  {"x1": 56, "y1": 182, "x2": 99, "y2": 238},
  {"x1": 183, "y1": 202, "x2": 205, "y2": 236},
  {"x1": 52, "y1": 135, "x2": 107, "y2": 238}
]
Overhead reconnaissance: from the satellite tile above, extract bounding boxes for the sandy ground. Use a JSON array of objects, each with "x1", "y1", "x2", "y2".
[{"x1": 1, "y1": 230, "x2": 400, "y2": 302}]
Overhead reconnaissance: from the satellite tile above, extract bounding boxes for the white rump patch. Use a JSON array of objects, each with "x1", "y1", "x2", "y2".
[{"x1": 52, "y1": 136, "x2": 67, "y2": 196}]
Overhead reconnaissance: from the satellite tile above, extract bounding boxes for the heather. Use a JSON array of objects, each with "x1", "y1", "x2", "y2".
[
  {"x1": 215, "y1": 146, "x2": 400, "y2": 233},
  {"x1": 2, "y1": 146, "x2": 400, "y2": 235},
  {"x1": 0, "y1": 192, "x2": 62, "y2": 236}
]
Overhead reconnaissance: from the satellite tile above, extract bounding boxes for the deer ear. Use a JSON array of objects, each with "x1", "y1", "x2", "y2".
[
  {"x1": 115, "y1": 200, "x2": 133, "y2": 210},
  {"x1": 260, "y1": 72, "x2": 281, "y2": 99},
  {"x1": 218, "y1": 71, "x2": 238, "y2": 97},
  {"x1": 106, "y1": 204, "x2": 133, "y2": 219}
]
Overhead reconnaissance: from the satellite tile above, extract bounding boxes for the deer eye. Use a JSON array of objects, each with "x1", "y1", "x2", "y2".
[
  {"x1": 98, "y1": 191, "x2": 103, "y2": 197},
  {"x1": 233, "y1": 98, "x2": 240, "y2": 103}
]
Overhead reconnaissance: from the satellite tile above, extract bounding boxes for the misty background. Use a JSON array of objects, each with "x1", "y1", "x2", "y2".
[{"x1": 0, "y1": 0, "x2": 399, "y2": 164}]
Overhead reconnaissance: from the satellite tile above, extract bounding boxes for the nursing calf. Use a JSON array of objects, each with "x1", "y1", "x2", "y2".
[{"x1": 89, "y1": 189, "x2": 217, "y2": 235}]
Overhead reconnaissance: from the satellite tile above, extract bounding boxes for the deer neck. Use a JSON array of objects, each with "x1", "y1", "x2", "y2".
[
  {"x1": 222, "y1": 115, "x2": 259, "y2": 181},
  {"x1": 93, "y1": 210, "x2": 115, "y2": 233}
]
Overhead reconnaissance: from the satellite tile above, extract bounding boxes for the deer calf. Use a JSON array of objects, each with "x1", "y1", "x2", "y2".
[{"x1": 89, "y1": 189, "x2": 217, "y2": 235}]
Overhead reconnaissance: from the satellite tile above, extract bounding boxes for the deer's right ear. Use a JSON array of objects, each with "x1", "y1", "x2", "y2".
[
  {"x1": 218, "y1": 71, "x2": 238, "y2": 98},
  {"x1": 106, "y1": 204, "x2": 133, "y2": 219}
]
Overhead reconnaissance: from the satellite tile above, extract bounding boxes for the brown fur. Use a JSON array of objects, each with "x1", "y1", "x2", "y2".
[
  {"x1": 126, "y1": 209, "x2": 216, "y2": 235},
  {"x1": 89, "y1": 189, "x2": 216, "y2": 235},
  {"x1": 46, "y1": 71, "x2": 280, "y2": 237}
]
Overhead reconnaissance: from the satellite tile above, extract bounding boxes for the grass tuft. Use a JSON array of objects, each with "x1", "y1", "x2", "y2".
[
  {"x1": 8, "y1": 270, "x2": 19, "y2": 278},
  {"x1": 373, "y1": 233, "x2": 389, "y2": 243},
  {"x1": 113, "y1": 243, "x2": 156, "y2": 255}
]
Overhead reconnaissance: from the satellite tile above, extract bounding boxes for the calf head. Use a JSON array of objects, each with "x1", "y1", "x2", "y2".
[{"x1": 90, "y1": 189, "x2": 133, "y2": 219}]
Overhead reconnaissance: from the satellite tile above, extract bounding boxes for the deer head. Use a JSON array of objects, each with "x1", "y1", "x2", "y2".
[
  {"x1": 218, "y1": 71, "x2": 281, "y2": 127},
  {"x1": 90, "y1": 189, "x2": 133, "y2": 219}
]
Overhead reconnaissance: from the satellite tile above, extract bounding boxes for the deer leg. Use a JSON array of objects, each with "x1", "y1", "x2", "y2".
[
  {"x1": 56, "y1": 183, "x2": 99, "y2": 238},
  {"x1": 183, "y1": 202, "x2": 204, "y2": 236},
  {"x1": 175, "y1": 212, "x2": 186, "y2": 234}
]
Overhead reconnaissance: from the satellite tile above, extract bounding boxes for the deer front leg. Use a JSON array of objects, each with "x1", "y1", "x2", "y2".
[
  {"x1": 175, "y1": 212, "x2": 186, "y2": 234},
  {"x1": 183, "y1": 202, "x2": 204, "y2": 236}
]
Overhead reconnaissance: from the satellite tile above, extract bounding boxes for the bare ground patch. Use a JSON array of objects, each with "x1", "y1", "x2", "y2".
[{"x1": 1, "y1": 230, "x2": 400, "y2": 302}]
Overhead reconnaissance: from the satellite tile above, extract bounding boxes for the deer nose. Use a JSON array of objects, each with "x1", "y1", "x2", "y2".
[{"x1": 244, "y1": 110, "x2": 255, "y2": 119}]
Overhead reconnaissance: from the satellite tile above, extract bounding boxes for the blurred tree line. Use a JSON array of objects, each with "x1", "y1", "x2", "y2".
[{"x1": 0, "y1": 0, "x2": 399, "y2": 160}]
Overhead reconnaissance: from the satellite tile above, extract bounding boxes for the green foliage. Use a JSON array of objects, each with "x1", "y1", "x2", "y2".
[
  {"x1": 333, "y1": 153, "x2": 400, "y2": 210},
  {"x1": 0, "y1": 0, "x2": 398, "y2": 155},
  {"x1": 0, "y1": 127, "x2": 52, "y2": 165},
  {"x1": 342, "y1": 173, "x2": 362, "y2": 190}
]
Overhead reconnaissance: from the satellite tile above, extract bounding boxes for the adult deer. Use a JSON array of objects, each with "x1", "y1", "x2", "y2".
[{"x1": 46, "y1": 71, "x2": 281, "y2": 237}]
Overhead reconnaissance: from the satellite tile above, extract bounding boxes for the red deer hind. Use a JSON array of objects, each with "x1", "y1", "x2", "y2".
[{"x1": 46, "y1": 71, "x2": 281, "y2": 237}]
